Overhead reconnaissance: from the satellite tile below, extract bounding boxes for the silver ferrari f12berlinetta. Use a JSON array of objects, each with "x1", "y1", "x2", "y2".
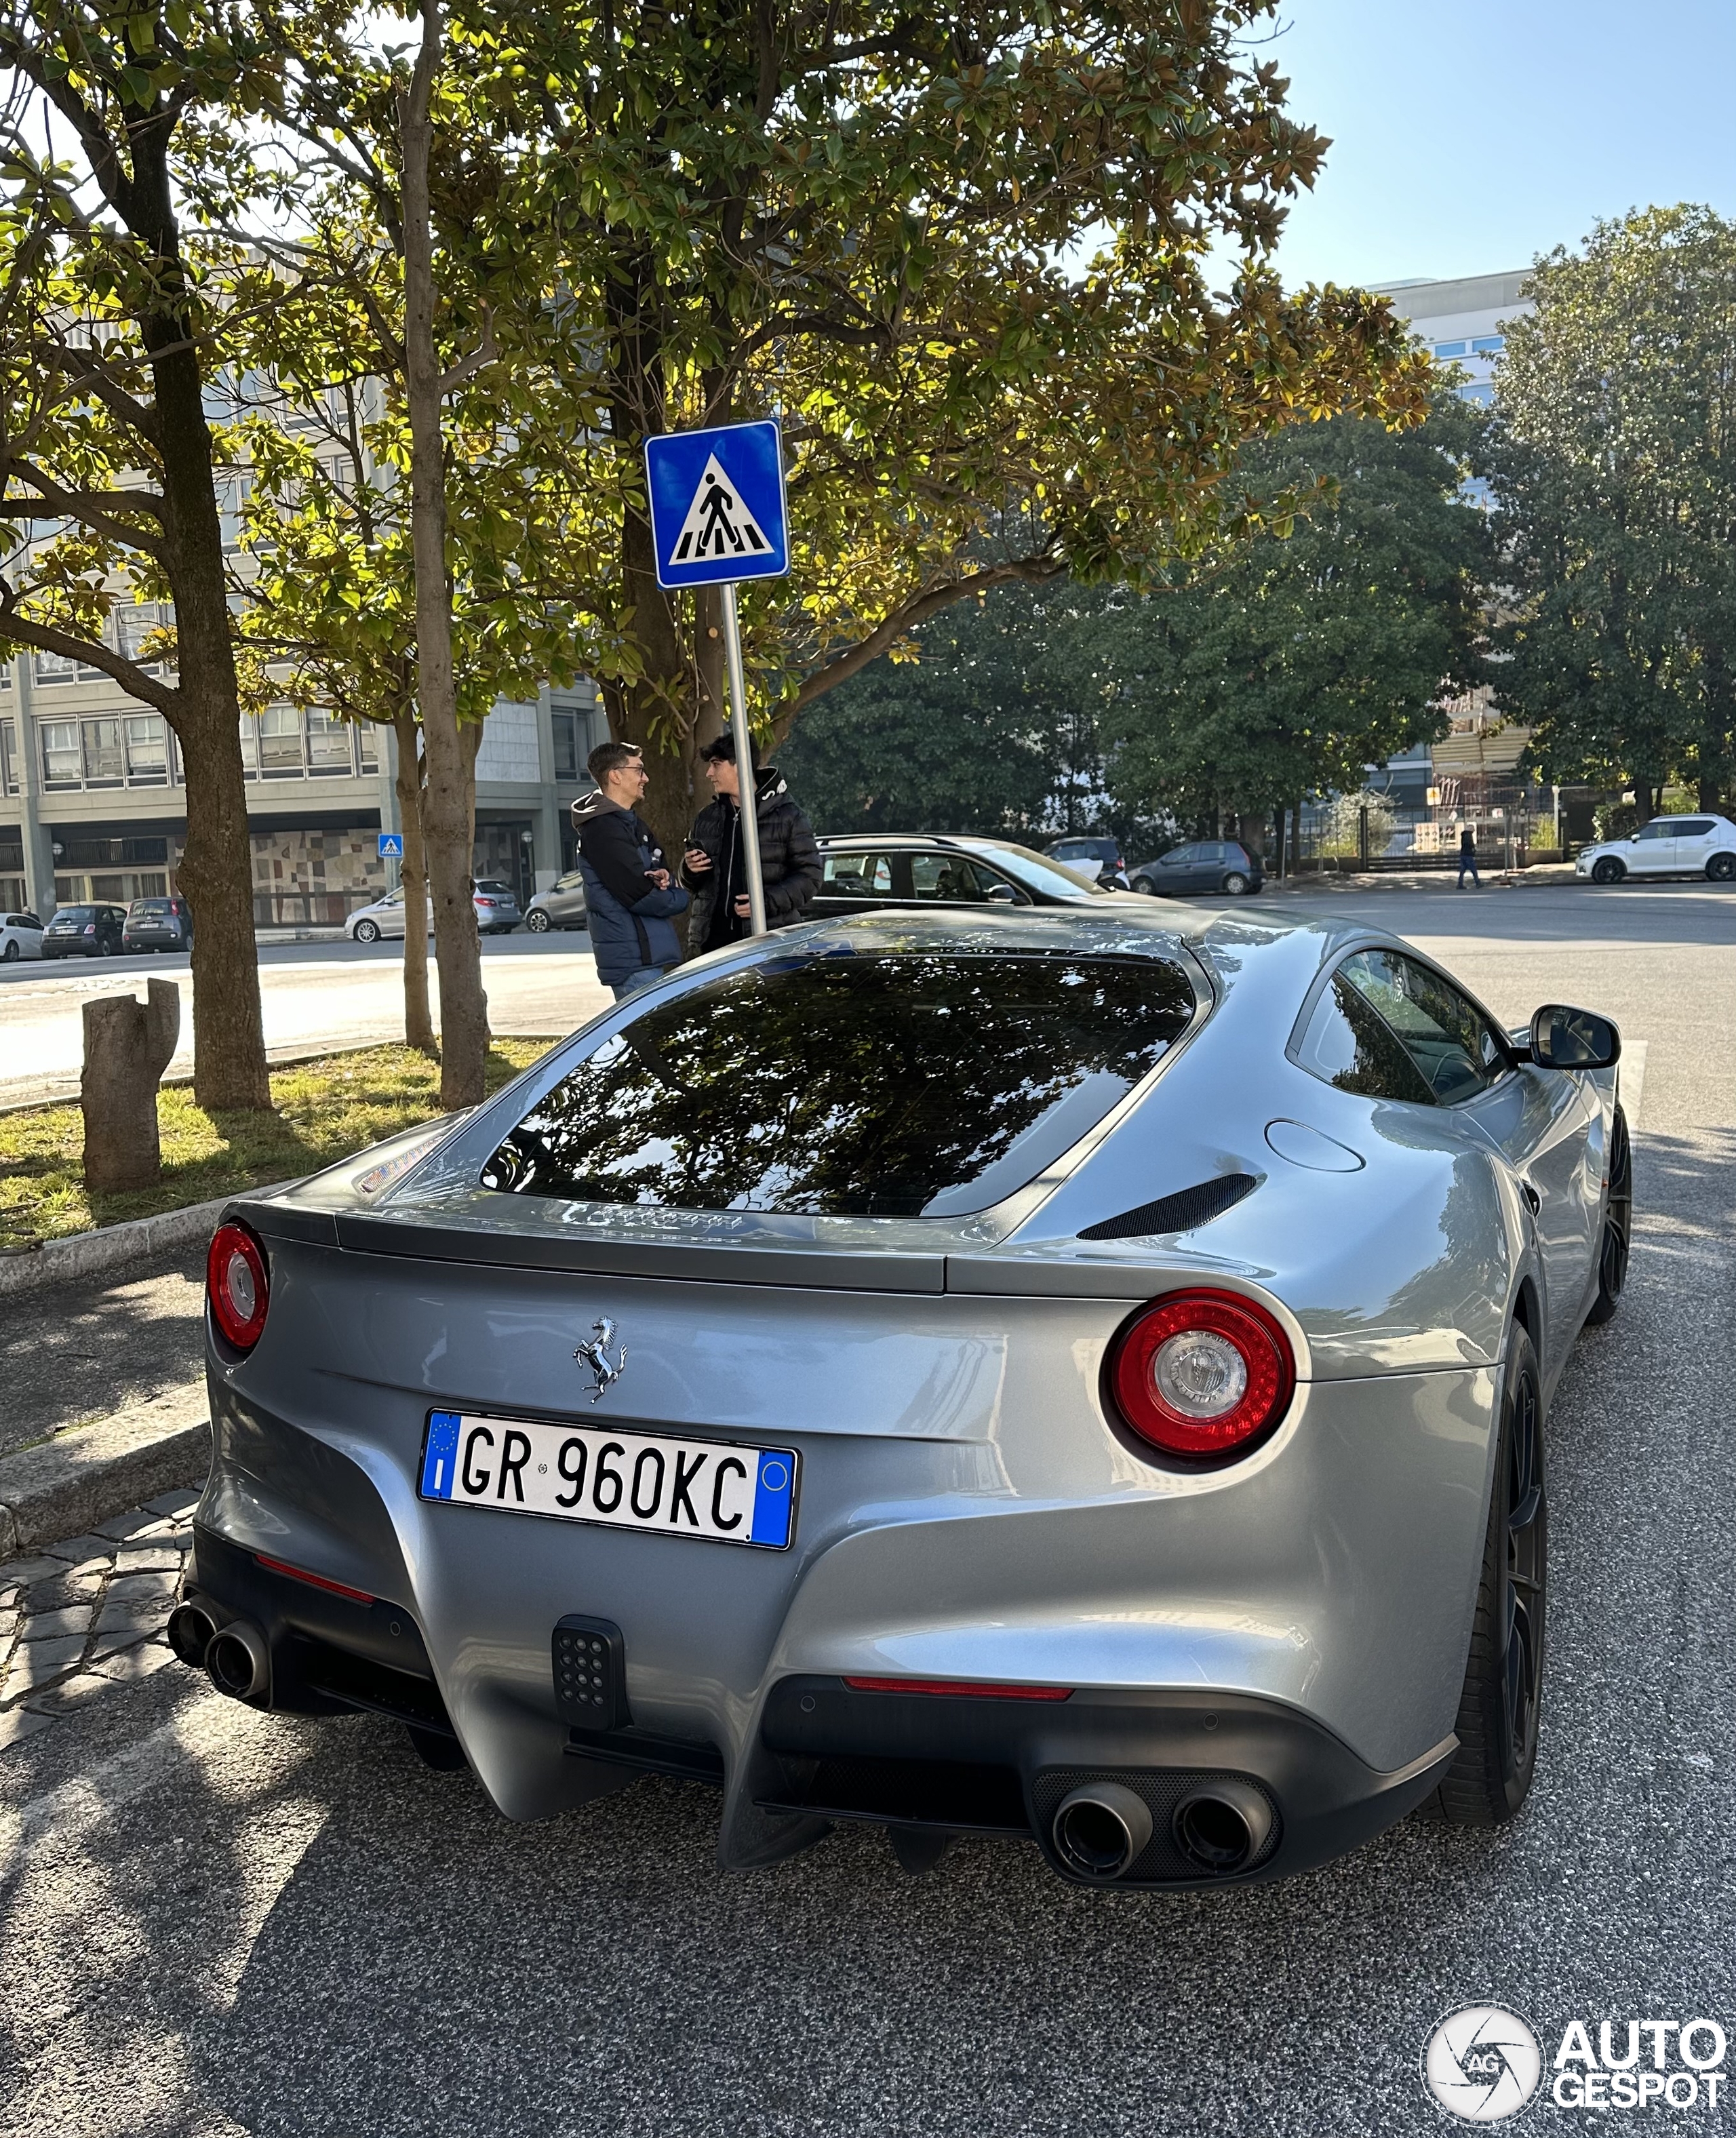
[{"x1": 174, "y1": 905, "x2": 1628, "y2": 1888}]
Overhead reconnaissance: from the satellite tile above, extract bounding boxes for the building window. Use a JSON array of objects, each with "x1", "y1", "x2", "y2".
[
  {"x1": 115, "y1": 602, "x2": 171, "y2": 670},
  {"x1": 1, "y1": 718, "x2": 15, "y2": 795},
  {"x1": 40, "y1": 719, "x2": 81, "y2": 786},
  {"x1": 306, "y1": 708, "x2": 354, "y2": 774},
  {"x1": 81, "y1": 717, "x2": 124, "y2": 785},
  {"x1": 125, "y1": 714, "x2": 168, "y2": 784},
  {"x1": 1432, "y1": 340, "x2": 1467, "y2": 357},
  {"x1": 1459, "y1": 382, "x2": 1495, "y2": 408},
  {"x1": 551, "y1": 707, "x2": 582, "y2": 782},
  {"x1": 358, "y1": 723, "x2": 378, "y2": 772},
  {"x1": 258, "y1": 704, "x2": 304, "y2": 776},
  {"x1": 34, "y1": 650, "x2": 78, "y2": 687},
  {"x1": 1472, "y1": 336, "x2": 1504, "y2": 353}
]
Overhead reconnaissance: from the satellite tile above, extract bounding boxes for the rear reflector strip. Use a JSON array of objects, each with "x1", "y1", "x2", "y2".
[
  {"x1": 843, "y1": 1677, "x2": 1071, "y2": 1702},
  {"x1": 254, "y1": 1553, "x2": 375, "y2": 1606}
]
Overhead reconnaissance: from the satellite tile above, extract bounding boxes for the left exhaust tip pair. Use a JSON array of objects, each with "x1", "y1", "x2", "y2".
[{"x1": 167, "y1": 1602, "x2": 270, "y2": 1703}]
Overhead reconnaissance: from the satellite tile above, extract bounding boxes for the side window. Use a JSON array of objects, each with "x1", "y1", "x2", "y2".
[
  {"x1": 1676, "y1": 820, "x2": 1714, "y2": 838},
  {"x1": 821, "y1": 852, "x2": 892, "y2": 898},
  {"x1": 1337, "y1": 951, "x2": 1504, "y2": 1103},
  {"x1": 1160, "y1": 845, "x2": 1197, "y2": 867},
  {"x1": 1632, "y1": 823, "x2": 1672, "y2": 841},
  {"x1": 911, "y1": 853, "x2": 987, "y2": 900}
]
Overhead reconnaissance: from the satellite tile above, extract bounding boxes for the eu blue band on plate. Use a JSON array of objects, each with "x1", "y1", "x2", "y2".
[
  {"x1": 422, "y1": 1411, "x2": 462, "y2": 1500},
  {"x1": 749, "y1": 1449, "x2": 795, "y2": 1548}
]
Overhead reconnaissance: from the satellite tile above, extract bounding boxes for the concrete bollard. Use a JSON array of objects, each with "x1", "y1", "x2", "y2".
[{"x1": 81, "y1": 977, "x2": 181, "y2": 1193}]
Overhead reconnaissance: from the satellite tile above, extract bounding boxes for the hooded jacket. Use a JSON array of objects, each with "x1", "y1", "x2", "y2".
[
  {"x1": 571, "y1": 789, "x2": 690, "y2": 985},
  {"x1": 682, "y1": 764, "x2": 822, "y2": 951}
]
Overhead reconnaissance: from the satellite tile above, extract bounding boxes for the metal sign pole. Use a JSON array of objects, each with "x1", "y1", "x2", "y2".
[{"x1": 720, "y1": 581, "x2": 768, "y2": 936}]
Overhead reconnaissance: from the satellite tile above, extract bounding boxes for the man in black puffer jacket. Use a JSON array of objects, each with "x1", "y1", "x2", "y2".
[{"x1": 681, "y1": 734, "x2": 822, "y2": 951}]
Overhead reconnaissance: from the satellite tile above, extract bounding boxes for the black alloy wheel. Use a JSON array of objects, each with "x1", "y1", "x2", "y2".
[
  {"x1": 1706, "y1": 852, "x2": 1736, "y2": 882},
  {"x1": 1591, "y1": 856, "x2": 1625, "y2": 884},
  {"x1": 1421, "y1": 1322, "x2": 1547, "y2": 1827},
  {"x1": 1585, "y1": 1104, "x2": 1632, "y2": 1324},
  {"x1": 2, "y1": 940, "x2": 16, "y2": 962},
  {"x1": 526, "y1": 907, "x2": 552, "y2": 932}
]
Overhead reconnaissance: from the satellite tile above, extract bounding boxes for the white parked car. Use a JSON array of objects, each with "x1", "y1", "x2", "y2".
[
  {"x1": 1, "y1": 911, "x2": 45, "y2": 962},
  {"x1": 347, "y1": 882, "x2": 523, "y2": 944},
  {"x1": 1575, "y1": 815, "x2": 1736, "y2": 885}
]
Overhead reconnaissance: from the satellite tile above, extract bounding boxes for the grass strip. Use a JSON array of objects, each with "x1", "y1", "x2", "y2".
[{"x1": 0, "y1": 1039, "x2": 557, "y2": 1245}]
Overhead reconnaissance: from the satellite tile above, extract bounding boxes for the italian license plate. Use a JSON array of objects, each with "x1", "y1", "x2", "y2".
[{"x1": 418, "y1": 1410, "x2": 798, "y2": 1550}]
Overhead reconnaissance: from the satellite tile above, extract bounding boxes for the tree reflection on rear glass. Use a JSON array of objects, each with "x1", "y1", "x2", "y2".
[{"x1": 481, "y1": 953, "x2": 1196, "y2": 1216}]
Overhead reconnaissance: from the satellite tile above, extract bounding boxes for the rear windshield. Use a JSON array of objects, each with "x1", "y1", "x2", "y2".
[
  {"x1": 130, "y1": 900, "x2": 174, "y2": 914},
  {"x1": 481, "y1": 951, "x2": 1196, "y2": 1217},
  {"x1": 54, "y1": 907, "x2": 96, "y2": 922}
]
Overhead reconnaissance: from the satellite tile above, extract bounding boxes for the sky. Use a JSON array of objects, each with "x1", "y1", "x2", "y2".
[{"x1": 1251, "y1": 0, "x2": 1736, "y2": 288}]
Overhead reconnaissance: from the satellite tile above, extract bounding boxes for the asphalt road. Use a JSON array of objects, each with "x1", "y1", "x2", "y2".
[
  {"x1": 3, "y1": 879, "x2": 1735, "y2": 2137},
  {"x1": 0, "y1": 930, "x2": 610, "y2": 1107}
]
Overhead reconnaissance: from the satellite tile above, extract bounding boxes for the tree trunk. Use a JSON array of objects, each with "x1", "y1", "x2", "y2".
[
  {"x1": 81, "y1": 977, "x2": 180, "y2": 1192},
  {"x1": 130, "y1": 130, "x2": 270, "y2": 1111},
  {"x1": 401, "y1": 0, "x2": 489, "y2": 1109},
  {"x1": 392, "y1": 708, "x2": 436, "y2": 1056}
]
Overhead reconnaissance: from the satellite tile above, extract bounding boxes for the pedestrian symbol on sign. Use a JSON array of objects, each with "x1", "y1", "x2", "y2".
[{"x1": 669, "y1": 454, "x2": 771, "y2": 568}]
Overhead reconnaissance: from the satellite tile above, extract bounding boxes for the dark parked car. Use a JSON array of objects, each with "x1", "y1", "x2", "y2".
[
  {"x1": 122, "y1": 894, "x2": 195, "y2": 953},
  {"x1": 1046, "y1": 835, "x2": 1128, "y2": 888},
  {"x1": 42, "y1": 903, "x2": 128, "y2": 957},
  {"x1": 810, "y1": 835, "x2": 1123, "y2": 919},
  {"x1": 1130, "y1": 840, "x2": 1263, "y2": 898}
]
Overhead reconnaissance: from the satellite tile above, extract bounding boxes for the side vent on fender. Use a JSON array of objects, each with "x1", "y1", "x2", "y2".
[{"x1": 1078, "y1": 1173, "x2": 1259, "y2": 1242}]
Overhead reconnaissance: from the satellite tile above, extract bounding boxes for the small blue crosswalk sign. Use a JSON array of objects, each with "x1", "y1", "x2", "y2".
[
  {"x1": 644, "y1": 420, "x2": 789, "y2": 590},
  {"x1": 378, "y1": 832, "x2": 404, "y2": 859}
]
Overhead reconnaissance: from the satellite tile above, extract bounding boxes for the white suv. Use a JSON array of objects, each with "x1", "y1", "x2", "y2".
[{"x1": 1576, "y1": 815, "x2": 1736, "y2": 885}]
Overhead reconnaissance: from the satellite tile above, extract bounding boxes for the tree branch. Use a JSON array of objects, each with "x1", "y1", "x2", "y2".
[
  {"x1": 787, "y1": 557, "x2": 1069, "y2": 719},
  {"x1": 0, "y1": 585, "x2": 178, "y2": 713},
  {"x1": 438, "y1": 306, "x2": 497, "y2": 395}
]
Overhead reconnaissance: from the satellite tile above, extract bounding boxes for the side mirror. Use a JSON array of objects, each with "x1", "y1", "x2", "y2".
[
  {"x1": 983, "y1": 882, "x2": 1017, "y2": 905},
  {"x1": 1529, "y1": 1004, "x2": 1621, "y2": 1069}
]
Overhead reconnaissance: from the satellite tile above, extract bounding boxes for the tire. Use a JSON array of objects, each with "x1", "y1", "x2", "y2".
[
  {"x1": 1, "y1": 940, "x2": 16, "y2": 962},
  {"x1": 1421, "y1": 1323, "x2": 1546, "y2": 1827},
  {"x1": 1584, "y1": 1104, "x2": 1631, "y2": 1325},
  {"x1": 526, "y1": 907, "x2": 551, "y2": 932},
  {"x1": 353, "y1": 918, "x2": 381, "y2": 943},
  {"x1": 1706, "y1": 852, "x2": 1736, "y2": 883},
  {"x1": 1221, "y1": 872, "x2": 1250, "y2": 896},
  {"x1": 1129, "y1": 876, "x2": 1158, "y2": 896},
  {"x1": 1590, "y1": 856, "x2": 1625, "y2": 884}
]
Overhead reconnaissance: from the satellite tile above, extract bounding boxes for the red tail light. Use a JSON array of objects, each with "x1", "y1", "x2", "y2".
[
  {"x1": 1107, "y1": 1288, "x2": 1295, "y2": 1460},
  {"x1": 207, "y1": 1222, "x2": 270, "y2": 1351}
]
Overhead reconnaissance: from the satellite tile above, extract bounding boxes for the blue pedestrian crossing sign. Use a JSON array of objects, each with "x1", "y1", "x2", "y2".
[
  {"x1": 644, "y1": 420, "x2": 789, "y2": 590},
  {"x1": 378, "y1": 832, "x2": 404, "y2": 860}
]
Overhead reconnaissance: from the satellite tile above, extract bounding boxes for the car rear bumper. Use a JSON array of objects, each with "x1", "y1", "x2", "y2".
[{"x1": 189, "y1": 1322, "x2": 1494, "y2": 1882}]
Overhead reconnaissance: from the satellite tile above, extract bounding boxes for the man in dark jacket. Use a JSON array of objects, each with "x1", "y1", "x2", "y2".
[
  {"x1": 682, "y1": 735, "x2": 822, "y2": 951},
  {"x1": 1457, "y1": 825, "x2": 1480, "y2": 889},
  {"x1": 572, "y1": 742, "x2": 690, "y2": 999}
]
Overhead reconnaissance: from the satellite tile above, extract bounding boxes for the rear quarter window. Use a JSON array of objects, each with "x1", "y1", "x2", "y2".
[{"x1": 481, "y1": 951, "x2": 1199, "y2": 1217}]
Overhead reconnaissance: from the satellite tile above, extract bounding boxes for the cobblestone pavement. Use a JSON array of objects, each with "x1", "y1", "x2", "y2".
[{"x1": 0, "y1": 1489, "x2": 195, "y2": 1749}]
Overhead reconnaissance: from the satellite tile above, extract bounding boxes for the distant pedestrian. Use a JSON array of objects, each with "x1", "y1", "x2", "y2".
[
  {"x1": 572, "y1": 743, "x2": 690, "y2": 1001},
  {"x1": 682, "y1": 735, "x2": 822, "y2": 950},
  {"x1": 1457, "y1": 827, "x2": 1480, "y2": 888}
]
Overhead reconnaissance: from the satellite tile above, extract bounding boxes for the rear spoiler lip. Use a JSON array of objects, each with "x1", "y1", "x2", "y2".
[{"x1": 220, "y1": 1199, "x2": 1200, "y2": 1303}]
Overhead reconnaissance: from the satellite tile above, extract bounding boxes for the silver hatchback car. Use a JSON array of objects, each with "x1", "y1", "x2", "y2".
[
  {"x1": 178, "y1": 907, "x2": 1628, "y2": 1888},
  {"x1": 524, "y1": 870, "x2": 589, "y2": 932}
]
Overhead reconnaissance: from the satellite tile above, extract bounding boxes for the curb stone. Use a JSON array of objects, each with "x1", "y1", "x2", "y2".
[
  {"x1": 0, "y1": 1382, "x2": 210, "y2": 1558},
  {"x1": 0, "y1": 1176, "x2": 299, "y2": 1297}
]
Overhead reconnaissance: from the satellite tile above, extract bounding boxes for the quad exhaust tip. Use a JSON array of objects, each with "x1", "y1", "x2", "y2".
[
  {"x1": 204, "y1": 1618, "x2": 271, "y2": 1702},
  {"x1": 1051, "y1": 1777, "x2": 1276, "y2": 1881},
  {"x1": 166, "y1": 1602, "x2": 217, "y2": 1670},
  {"x1": 1052, "y1": 1782, "x2": 1154, "y2": 1880},
  {"x1": 1171, "y1": 1780, "x2": 1274, "y2": 1874}
]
